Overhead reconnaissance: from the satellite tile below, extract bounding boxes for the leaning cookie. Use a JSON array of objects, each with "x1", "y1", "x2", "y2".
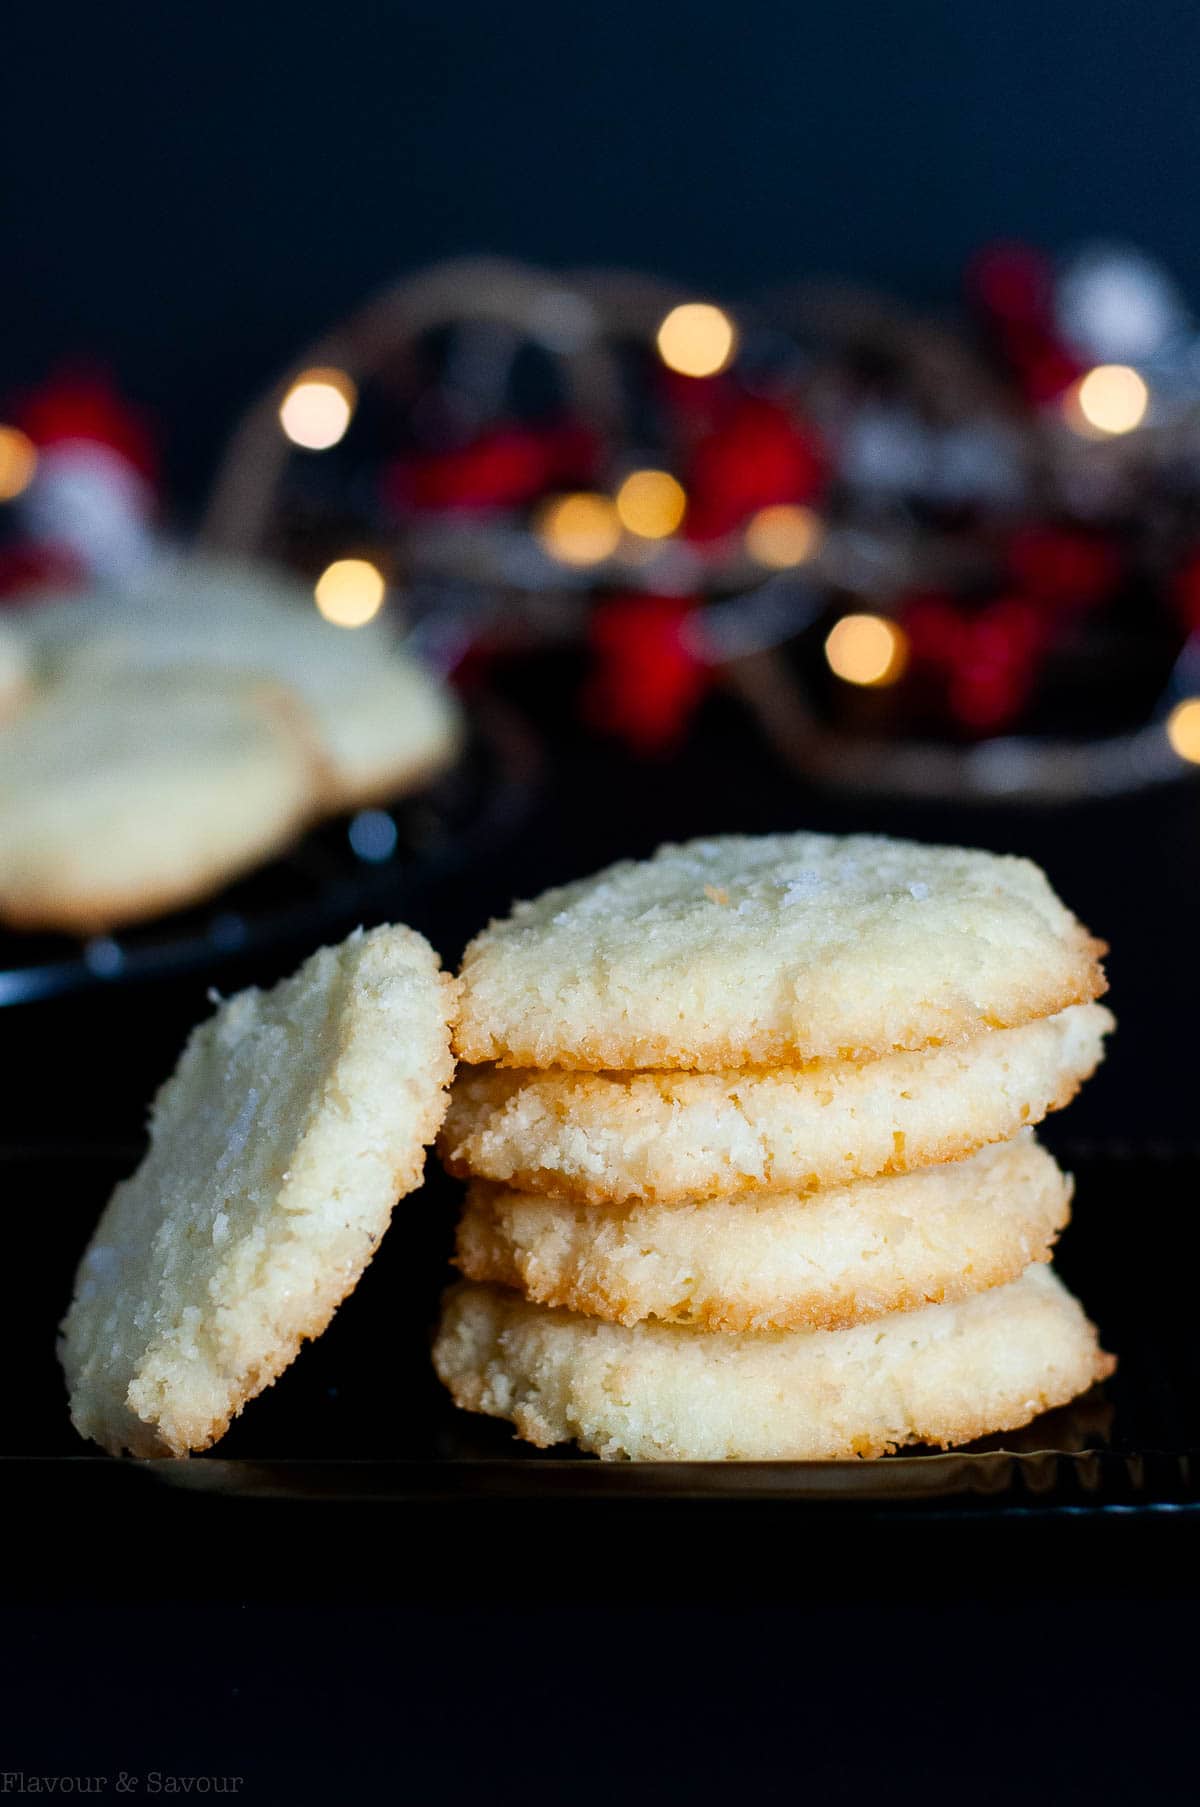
[
  {"x1": 60, "y1": 925, "x2": 457, "y2": 1457},
  {"x1": 454, "y1": 833, "x2": 1107, "y2": 1070},
  {"x1": 433, "y1": 1266, "x2": 1113, "y2": 1461},
  {"x1": 454, "y1": 1135, "x2": 1071, "y2": 1333},
  {"x1": 0, "y1": 667, "x2": 324, "y2": 933},
  {"x1": 442, "y1": 1003, "x2": 1110, "y2": 1203}
]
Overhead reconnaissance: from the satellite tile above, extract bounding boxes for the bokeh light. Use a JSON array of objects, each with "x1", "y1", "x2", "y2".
[
  {"x1": 615, "y1": 469, "x2": 687, "y2": 539},
  {"x1": 656, "y1": 303, "x2": 737, "y2": 378},
  {"x1": 744, "y1": 503, "x2": 823, "y2": 568},
  {"x1": 279, "y1": 368, "x2": 357, "y2": 450},
  {"x1": 1166, "y1": 697, "x2": 1200, "y2": 763},
  {"x1": 1068, "y1": 364, "x2": 1149, "y2": 437},
  {"x1": 348, "y1": 808, "x2": 398, "y2": 862},
  {"x1": 535, "y1": 492, "x2": 621, "y2": 566},
  {"x1": 824, "y1": 613, "x2": 908, "y2": 687},
  {"x1": 314, "y1": 558, "x2": 386, "y2": 627},
  {"x1": 0, "y1": 425, "x2": 37, "y2": 501}
]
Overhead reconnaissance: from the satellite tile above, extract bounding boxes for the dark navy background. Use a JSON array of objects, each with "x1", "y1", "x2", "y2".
[{"x1": 8, "y1": 0, "x2": 1200, "y2": 504}]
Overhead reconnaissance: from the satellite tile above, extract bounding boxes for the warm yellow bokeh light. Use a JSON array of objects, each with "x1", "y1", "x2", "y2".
[
  {"x1": 1069, "y1": 364, "x2": 1149, "y2": 437},
  {"x1": 535, "y1": 492, "x2": 622, "y2": 566},
  {"x1": 656, "y1": 302, "x2": 737, "y2": 378},
  {"x1": 1166, "y1": 697, "x2": 1200, "y2": 764},
  {"x1": 0, "y1": 426, "x2": 37, "y2": 501},
  {"x1": 314, "y1": 558, "x2": 386, "y2": 627},
  {"x1": 615, "y1": 469, "x2": 687, "y2": 539},
  {"x1": 280, "y1": 368, "x2": 357, "y2": 450},
  {"x1": 824, "y1": 613, "x2": 908, "y2": 688},
  {"x1": 744, "y1": 503, "x2": 823, "y2": 568}
]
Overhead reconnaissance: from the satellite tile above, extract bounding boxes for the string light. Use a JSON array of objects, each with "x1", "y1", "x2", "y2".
[
  {"x1": 0, "y1": 425, "x2": 37, "y2": 501},
  {"x1": 279, "y1": 368, "x2": 357, "y2": 450},
  {"x1": 1066, "y1": 364, "x2": 1149, "y2": 437},
  {"x1": 535, "y1": 492, "x2": 621, "y2": 566},
  {"x1": 656, "y1": 303, "x2": 737, "y2": 378},
  {"x1": 314, "y1": 558, "x2": 386, "y2": 627},
  {"x1": 744, "y1": 504, "x2": 823, "y2": 568},
  {"x1": 1166, "y1": 697, "x2": 1200, "y2": 763},
  {"x1": 825, "y1": 613, "x2": 908, "y2": 687},
  {"x1": 615, "y1": 469, "x2": 687, "y2": 539}
]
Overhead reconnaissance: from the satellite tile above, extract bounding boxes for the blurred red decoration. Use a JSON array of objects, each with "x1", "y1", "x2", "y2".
[
  {"x1": 0, "y1": 543, "x2": 83, "y2": 604},
  {"x1": 385, "y1": 421, "x2": 599, "y2": 513},
  {"x1": 969, "y1": 241, "x2": 1083, "y2": 404},
  {"x1": 1006, "y1": 525, "x2": 1121, "y2": 612},
  {"x1": 16, "y1": 370, "x2": 157, "y2": 481},
  {"x1": 969, "y1": 242, "x2": 1052, "y2": 325},
  {"x1": 1172, "y1": 550, "x2": 1200, "y2": 633},
  {"x1": 903, "y1": 590, "x2": 1048, "y2": 733},
  {"x1": 683, "y1": 397, "x2": 826, "y2": 542},
  {"x1": 584, "y1": 593, "x2": 709, "y2": 753},
  {"x1": 0, "y1": 369, "x2": 158, "y2": 595}
]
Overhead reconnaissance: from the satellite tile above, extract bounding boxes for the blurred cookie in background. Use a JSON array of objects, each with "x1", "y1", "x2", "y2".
[
  {"x1": 0, "y1": 555, "x2": 462, "y2": 933},
  {"x1": 17, "y1": 554, "x2": 462, "y2": 811},
  {"x1": 0, "y1": 667, "x2": 322, "y2": 933}
]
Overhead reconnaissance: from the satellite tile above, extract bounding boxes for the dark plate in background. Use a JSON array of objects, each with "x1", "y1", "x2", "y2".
[{"x1": 8, "y1": 1144, "x2": 1197, "y2": 1515}]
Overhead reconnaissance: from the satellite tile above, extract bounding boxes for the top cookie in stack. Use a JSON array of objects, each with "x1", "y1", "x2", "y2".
[
  {"x1": 435, "y1": 833, "x2": 1114, "y2": 1460},
  {"x1": 451, "y1": 833, "x2": 1105, "y2": 1071}
]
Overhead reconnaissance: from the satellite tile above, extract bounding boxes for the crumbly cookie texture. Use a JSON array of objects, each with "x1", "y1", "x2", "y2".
[
  {"x1": 60, "y1": 926, "x2": 458, "y2": 1457},
  {"x1": 0, "y1": 667, "x2": 322, "y2": 933},
  {"x1": 433, "y1": 1266, "x2": 1114, "y2": 1461},
  {"x1": 441, "y1": 1003, "x2": 1111, "y2": 1203},
  {"x1": 19, "y1": 554, "x2": 462, "y2": 811},
  {"x1": 455, "y1": 1134, "x2": 1071, "y2": 1333},
  {"x1": 453, "y1": 834, "x2": 1107, "y2": 1070}
]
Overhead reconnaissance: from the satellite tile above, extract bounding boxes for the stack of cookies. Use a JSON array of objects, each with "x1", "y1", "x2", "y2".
[{"x1": 435, "y1": 832, "x2": 1115, "y2": 1460}]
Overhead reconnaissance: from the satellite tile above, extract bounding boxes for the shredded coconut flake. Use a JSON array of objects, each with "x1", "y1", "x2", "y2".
[
  {"x1": 216, "y1": 1088, "x2": 259, "y2": 1175},
  {"x1": 780, "y1": 871, "x2": 822, "y2": 905}
]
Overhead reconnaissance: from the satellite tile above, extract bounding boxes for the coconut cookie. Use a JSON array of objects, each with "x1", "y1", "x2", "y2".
[
  {"x1": 316, "y1": 656, "x2": 462, "y2": 810},
  {"x1": 21, "y1": 554, "x2": 462, "y2": 811},
  {"x1": 60, "y1": 925, "x2": 457, "y2": 1457},
  {"x1": 454, "y1": 1135, "x2": 1071, "y2": 1333},
  {"x1": 454, "y1": 833, "x2": 1106, "y2": 1070},
  {"x1": 442, "y1": 1003, "x2": 1110, "y2": 1203},
  {"x1": 433, "y1": 1265, "x2": 1113, "y2": 1461},
  {"x1": 0, "y1": 667, "x2": 323, "y2": 934}
]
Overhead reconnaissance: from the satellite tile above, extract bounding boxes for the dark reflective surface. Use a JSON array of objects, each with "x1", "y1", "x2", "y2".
[{"x1": 12, "y1": 1145, "x2": 1196, "y2": 1511}]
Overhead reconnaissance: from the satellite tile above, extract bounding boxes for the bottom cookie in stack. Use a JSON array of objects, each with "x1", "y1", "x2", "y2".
[
  {"x1": 433, "y1": 1263, "x2": 1112, "y2": 1463},
  {"x1": 433, "y1": 1136, "x2": 1113, "y2": 1461}
]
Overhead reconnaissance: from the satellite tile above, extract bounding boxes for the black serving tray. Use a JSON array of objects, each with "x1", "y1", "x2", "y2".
[{"x1": 5, "y1": 1142, "x2": 1197, "y2": 1515}]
